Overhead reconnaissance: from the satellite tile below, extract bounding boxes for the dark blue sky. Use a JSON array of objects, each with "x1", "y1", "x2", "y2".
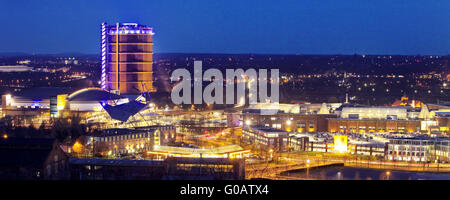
[{"x1": 1, "y1": 0, "x2": 449, "y2": 55}]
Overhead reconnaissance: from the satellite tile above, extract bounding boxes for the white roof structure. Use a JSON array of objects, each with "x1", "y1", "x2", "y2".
[
  {"x1": 341, "y1": 106, "x2": 407, "y2": 119},
  {"x1": 150, "y1": 145, "x2": 247, "y2": 158}
]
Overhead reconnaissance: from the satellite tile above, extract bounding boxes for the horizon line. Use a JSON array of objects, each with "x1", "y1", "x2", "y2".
[{"x1": 0, "y1": 51, "x2": 449, "y2": 57}]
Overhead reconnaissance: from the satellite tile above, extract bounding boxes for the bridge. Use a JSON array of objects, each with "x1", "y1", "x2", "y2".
[{"x1": 246, "y1": 161, "x2": 344, "y2": 180}]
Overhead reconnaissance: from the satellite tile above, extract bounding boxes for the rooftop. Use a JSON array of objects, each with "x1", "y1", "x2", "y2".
[
  {"x1": 12, "y1": 87, "x2": 73, "y2": 99},
  {"x1": 67, "y1": 88, "x2": 125, "y2": 101},
  {"x1": 150, "y1": 145, "x2": 246, "y2": 156},
  {"x1": 246, "y1": 126, "x2": 288, "y2": 133}
]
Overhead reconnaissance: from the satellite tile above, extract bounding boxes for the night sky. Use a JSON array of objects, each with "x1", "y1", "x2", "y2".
[{"x1": 0, "y1": 0, "x2": 449, "y2": 55}]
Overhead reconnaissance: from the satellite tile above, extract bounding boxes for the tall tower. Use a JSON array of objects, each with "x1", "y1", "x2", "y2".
[{"x1": 101, "y1": 22, "x2": 156, "y2": 95}]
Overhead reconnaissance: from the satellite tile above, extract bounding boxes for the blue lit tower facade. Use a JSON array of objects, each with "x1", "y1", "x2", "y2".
[{"x1": 101, "y1": 22, "x2": 156, "y2": 95}]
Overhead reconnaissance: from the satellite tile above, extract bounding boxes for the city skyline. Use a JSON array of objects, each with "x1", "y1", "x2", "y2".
[
  {"x1": 0, "y1": 0, "x2": 450, "y2": 184},
  {"x1": 0, "y1": 0, "x2": 449, "y2": 55}
]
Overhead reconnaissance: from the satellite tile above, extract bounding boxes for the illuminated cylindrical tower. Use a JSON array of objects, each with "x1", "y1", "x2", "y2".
[{"x1": 101, "y1": 22, "x2": 156, "y2": 95}]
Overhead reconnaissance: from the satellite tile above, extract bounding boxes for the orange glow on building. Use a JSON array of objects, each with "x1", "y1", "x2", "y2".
[
  {"x1": 72, "y1": 141, "x2": 84, "y2": 154},
  {"x1": 146, "y1": 145, "x2": 250, "y2": 159},
  {"x1": 103, "y1": 22, "x2": 156, "y2": 95},
  {"x1": 334, "y1": 135, "x2": 348, "y2": 153},
  {"x1": 392, "y1": 96, "x2": 423, "y2": 108}
]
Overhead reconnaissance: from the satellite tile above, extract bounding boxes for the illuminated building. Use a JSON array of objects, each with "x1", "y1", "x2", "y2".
[
  {"x1": 347, "y1": 143, "x2": 386, "y2": 157},
  {"x1": 248, "y1": 102, "x2": 343, "y2": 114},
  {"x1": 249, "y1": 103, "x2": 301, "y2": 113},
  {"x1": 436, "y1": 116, "x2": 450, "y2": 134},
  {"x1": 242, "y1": 126, "x2": 289, "y2": 151},
  {"x1": 101, "y1": 22, "x2": 156, "y2": 95},
  {"x1": 340, "y1": 107, "x2": 408, "y2": 120},
  {"x1": 430, "y1": 139, "x2": 450, "y2": 162},
  {"x1": 66, "y1": 88, "x2": 127, "y2": 112},
  {"x1": 328, "y1": 118, "x2": 421, "y2": 133},
  {"x1": 0, "y1": 87, "x2": 132, "y2": 127},
  {"x1": 85, "y1": 126, "x2": 176, "y2": 156},
  {"x1": 288, "y1": 133, "x2": 386, "y2": 156},
  {"x1": 288, "y1": 135, "x2": 309, "y2": 151},
  {"x1": 0, "y1": 65, "x2": 33, "y2": 72},
  {"x1": 1, "y1": 87, "x2": 72, "y2": 110},
  {"x1": 329, "y1": 105, "x2": 424, "y2": 133},
  {"x1": 146, "y1": 145, "x2": 249, "y2": 159},
  {"x1": 242, "y1": 109, "x2": 336, "y2": 133},
  {"x1": 226, "y1": 112, "x2": 241, "y2": 127},
  {"x1": 387, "y1": 137, "x2": 434, "y2": 162},
  {"x1": 1, "y1": 94, "x2": 12, "y2": 110},
  {"x1": 1, "y1": 87, "x2": 128, "y2": 113},
  {"x1": 333, "y1": 135, "x2": 348, "y2": 153},
  {"x1": 49, "y1": 96, "x2": 58, "y2": 117}
]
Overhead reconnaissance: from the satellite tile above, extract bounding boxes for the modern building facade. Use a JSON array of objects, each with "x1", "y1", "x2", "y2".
[
  {"x1": 387, "y1": 137, "x2": 433, "y2": 162},
  {"x1": 242, "y1": 126, "x2": 289, "y2": 152},
  {"x1": 288, "y1": 133, "x2": 386, "y2": 156},
  {"x1": 387, "y1": 137, "x2": 450, "y2": 162},
  {"x1": 101, "y1": 22, "x2": 156, "y2": 95}
]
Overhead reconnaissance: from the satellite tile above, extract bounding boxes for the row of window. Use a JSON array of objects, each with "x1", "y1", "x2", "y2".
[
  {"x1": 97, "y1": 132, "x2": 159, "y2": 142},
  {"x1": 388, "y1": 151, "x2": 426, "y2": 156}
]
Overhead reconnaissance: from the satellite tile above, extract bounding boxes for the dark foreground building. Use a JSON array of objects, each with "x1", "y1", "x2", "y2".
[
  {"x1": 46, "y1": 157, "x2": 245, "y2": 180},
  {"x1": 0, "y1": 138, "x2": 66, "y2": 180}
]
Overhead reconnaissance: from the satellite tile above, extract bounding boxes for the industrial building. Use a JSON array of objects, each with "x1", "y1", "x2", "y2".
[{"x1": 101, "y1": 22, "x2": 156, "y2": 95}]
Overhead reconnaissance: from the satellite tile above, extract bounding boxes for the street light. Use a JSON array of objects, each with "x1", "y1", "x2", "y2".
[
  {"x1": 306, "y1": 159, "x2": 311, "y2": 178},
  {"x1": 245, "y1": 120, "x2": 251, "y2": 126},
  {"x1": 269, "y1": 149, "x2": 274, "y2": 161}
]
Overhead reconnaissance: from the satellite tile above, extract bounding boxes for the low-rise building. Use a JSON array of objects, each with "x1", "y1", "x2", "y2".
[
  {"x1": 328, "y1": 118, "x2": 421, "y2": 133},
  {"x1": 386, "y1": 137, "x2": 450, "y2": 162},
  {"x1": 387, "y1": 137, "x2": 434, "y2": 162},
  {"x1": 85, "y1": 125, "x2": 176, "y2": 156},
  {"x1": 242, "y1": 109, "x2": 336, "y2": 133},
  {"x1": 47, "y1": 157, "x2": 245, "y2": 180},
  {"x1": 146, "y1": 145, "x2": 249, "y2": 159},
  {"x1": 288, "y1": 133, "x2": 387, "y2": 157},
  {"x1": 242, "y1": 126, "x2": 289, "y2": 152}
]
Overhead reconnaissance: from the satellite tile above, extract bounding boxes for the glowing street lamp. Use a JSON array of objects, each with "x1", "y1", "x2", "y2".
[
  {"x1": 245, "y1": 120, "x2": 251, "y2": 126},
  {"x1": 306, "y1": 159, "x2": 310, "y2": 178}
]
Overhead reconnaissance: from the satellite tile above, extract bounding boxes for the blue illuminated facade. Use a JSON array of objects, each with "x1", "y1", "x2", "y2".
[{"x1": 100, "y1": 22, "x2": 156, "y2": 95}]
